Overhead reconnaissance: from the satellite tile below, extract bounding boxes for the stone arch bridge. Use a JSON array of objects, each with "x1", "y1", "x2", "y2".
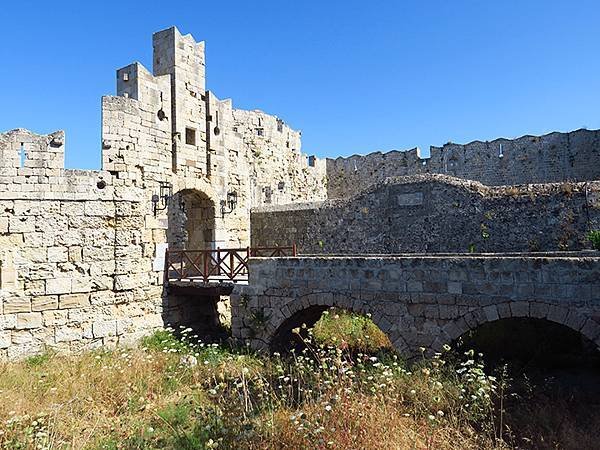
[{"x1": 231, "y1": 253, "x2": 600, "y2": 358}]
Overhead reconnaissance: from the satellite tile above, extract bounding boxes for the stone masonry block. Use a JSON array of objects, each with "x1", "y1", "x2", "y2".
[
  {"x1": 407, "y1": 281, "x2": 423, "y2": 293},
  {"x1": 55, "y1": 326, "x2": 83, "y2": 343},
  {"x1": 59, "y1": 293, "x2": 90, "y2": 309},
  {"x1": 16, "y1": 312, "x2": 43, "y2": 329},
  {"x1": 447, "y1": 281, "x2": 462, "y2": 294},
  {"x1": 32, "y1": 295, "x2": 59, "y2": 311},
  {"x1": 68, "y1": 246, "x2": 83, "y2": 262},
  {"x1": 47, "y1": 247, "x2": 68, "y2": 263},
  {"x1": 92, "y1": 320, "x2": 117, "y2": 338},
  {"x1": 46, "y1": 277, "x2": 72, "y2": 295},
  {"x1": 547, "y1": 304, "x2": 569, "y2": 325},
  {"x1": 0, "y1": 331, "x2": 11, "y2": 349},
  {"x1": 483, "y1": 305, "x2": 499, "y2": 322},
  {"x1": 529, "y1": 302, "x2": 550, "y2": 319},
  {"x1": 0, "y1": 314, "x2": 17, "y2": 330},
  {"x1": 581, "y1": 319, "x2": 600, "y2": 341},
  {"x1": 84, "y1": 201, "x2": 115, "y2": 217},
  {"x1": 509, "y1": 301, "x2": 529, "y2": 317},
  {"x1": 3, "y1": 297, "x2": 31, "y2": 314}
]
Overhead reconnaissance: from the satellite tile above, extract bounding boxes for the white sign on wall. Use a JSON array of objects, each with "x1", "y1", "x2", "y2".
[{"x1": 153, "y1": 243, "x2": 169, "y2": 272}]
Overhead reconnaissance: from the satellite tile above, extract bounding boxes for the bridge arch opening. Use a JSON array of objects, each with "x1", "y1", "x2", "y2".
[
  {"x1": 453, "y1": 317, "x2": 600, "y2": 369},
  {"x1": 450, "y1": 318, "x2": 600, "y2": 448},
  {"x1": 270, "y1": 306, "x2": 392, "y2": 354},
  {"x1": 168, "y1": 189, "x2": 216, "y2": 250}
]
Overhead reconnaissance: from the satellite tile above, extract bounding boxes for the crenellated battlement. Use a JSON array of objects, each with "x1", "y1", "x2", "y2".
[{"x1": 326, "y1": 128, "x2": 600, "y2": 198}]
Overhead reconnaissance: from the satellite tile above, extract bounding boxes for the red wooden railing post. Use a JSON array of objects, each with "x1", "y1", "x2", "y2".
[
  {"x1": 163, "y1": 249, "x2": 170, "y2": 284},
  {"x1": 215, "y1": 247, "x2": 222, "y2": 275},
  {"x1": 203, "y1": 250, "x2": 209, "y2": 284},
  {"x1": 180, "y1": 251, "x2": 186, "y2": 280},
  {"x1": 246, "y1": 246, "x2": 250, "y2": 275},
  {"x1": 292, "y1": 243, "x2": 297, "y2": 256}
]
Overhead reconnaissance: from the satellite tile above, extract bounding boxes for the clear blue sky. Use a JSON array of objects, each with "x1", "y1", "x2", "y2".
[{"x1": 2, "y1": 0, "x2": 599, "y2": 169}]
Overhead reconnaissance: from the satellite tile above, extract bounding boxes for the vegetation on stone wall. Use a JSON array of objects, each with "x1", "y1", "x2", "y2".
[
  {"x1": 312, "y1": 308, "x2": 392, "y2": 352},
  {"x1": 588, "y1": 230, "x2": 600, "y2": 250}
]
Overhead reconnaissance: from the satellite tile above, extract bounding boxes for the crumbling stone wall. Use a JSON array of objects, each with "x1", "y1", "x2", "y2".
[
  {"x1": 326, "y1": 129, "x2": 600, "y2": 198},
  {"x1": 252, "y1": 174, "x2": 600, "y2": 254}
]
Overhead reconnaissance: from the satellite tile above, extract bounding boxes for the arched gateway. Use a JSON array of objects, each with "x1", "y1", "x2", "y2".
[{"x1": 231, "y1": 253, "x2": 600, "y2": 358}]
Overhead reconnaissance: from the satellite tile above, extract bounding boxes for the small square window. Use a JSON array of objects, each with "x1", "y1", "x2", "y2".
[
  {"x1": 185, "y1": 128, "x2": 196, "y2": 145},
  {"x1": 264, "y1": 186, "x2": 272, "y2": 203},
  {"x1": 256, "y1": 128, "x2": 264, "y2": 137}
]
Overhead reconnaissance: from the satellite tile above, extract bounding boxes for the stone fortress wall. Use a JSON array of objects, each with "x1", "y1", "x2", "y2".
[
  {"x1": 1, "y1": 25, "x2": 599, "y2": 359},
  {"x1": 251, "y1": 175, "x2": 600, "y2": 254},
  {"x1": 326, "y1": 129, "x2": 600, "y2": 198},
  {"x1": 0, "y1": 27, "x2": 326, "y2": 359}
]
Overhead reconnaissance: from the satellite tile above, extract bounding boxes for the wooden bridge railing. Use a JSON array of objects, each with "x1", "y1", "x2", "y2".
[{"x1": 164, "y1": 244, "x2": 297, "y2": 284}]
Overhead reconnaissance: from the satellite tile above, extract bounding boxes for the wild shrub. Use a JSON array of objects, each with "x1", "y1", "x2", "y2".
[
  {"x1": 312, "y1": 308, "x2": 392, "y2": 352},
  {"x1": 588, "y1": 230, "x2": 600, "y2": 250}
]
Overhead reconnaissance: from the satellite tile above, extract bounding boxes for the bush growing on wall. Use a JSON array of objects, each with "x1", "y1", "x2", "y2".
[{"x1": 588, "y1": 230, "x2": 600, "y2": 250}]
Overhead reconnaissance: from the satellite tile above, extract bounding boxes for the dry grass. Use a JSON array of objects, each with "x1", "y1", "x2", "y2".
[
  {"x1": 269, "y1": 393, "x2": 494, "y2": 450},
  {"x1": 1, "y1": 318, "x2": 596, "y2": 449},
  {"x1": 0, "y1": 326, "x2": 506, "y2": 449}
]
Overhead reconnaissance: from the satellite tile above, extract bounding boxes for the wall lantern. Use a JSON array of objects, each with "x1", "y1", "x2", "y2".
[
  {"x1": 152, "y1": 181, "x2": 173, "y2": 216},
  {"x1": 220, "y1": 191, "x2": 238, "y2": 217}
]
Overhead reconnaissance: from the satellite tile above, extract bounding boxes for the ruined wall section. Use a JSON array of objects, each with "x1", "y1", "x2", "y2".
[
  {"x1": 252, "y1": 174, "x2": 600, "y2": 254},
  {"x1": 232, "y1": 108, "x2": 327, "y2": 208},
  {"x1": 326, "y1": 129, "x2": 600, "y2": 198},
  {"x1": 0, "y1": 129, "x2": 163, "y2": 359}
]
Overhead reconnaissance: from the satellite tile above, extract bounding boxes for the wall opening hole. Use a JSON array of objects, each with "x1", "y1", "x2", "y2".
[
  {"x1": 97, "y1": 180, "x2": 107, "y2": 190},
  {"x1": 185, "y1": 128, "x2": 196, "y2": 145},
  {"x1": 19, "y1": 143, "x2": 25, "y2": 168}
]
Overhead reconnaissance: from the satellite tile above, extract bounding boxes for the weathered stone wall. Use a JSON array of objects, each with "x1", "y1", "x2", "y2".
[
  {"x1": 0, "y1": 129, "x2": 164, "y2": 359},
  {"x1": 231, "y1": 254, "x2": 600, "y2": 358},
  {"x1": 326, "y1": 129, "x2": 600, "y2": 198},
  {"x1": 252, "y1": 175, "x2": 600, "y2": 254},
  {"x1": 108, "y1": 26, "x2": 326, "y2": 249},
  {"x1": 0, "y1": 26, "x2": 327, "y2": 359}
]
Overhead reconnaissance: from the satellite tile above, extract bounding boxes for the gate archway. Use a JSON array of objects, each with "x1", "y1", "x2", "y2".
[{"x1": 168, "y1": 189, "x2": 216, "y2": 250}]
